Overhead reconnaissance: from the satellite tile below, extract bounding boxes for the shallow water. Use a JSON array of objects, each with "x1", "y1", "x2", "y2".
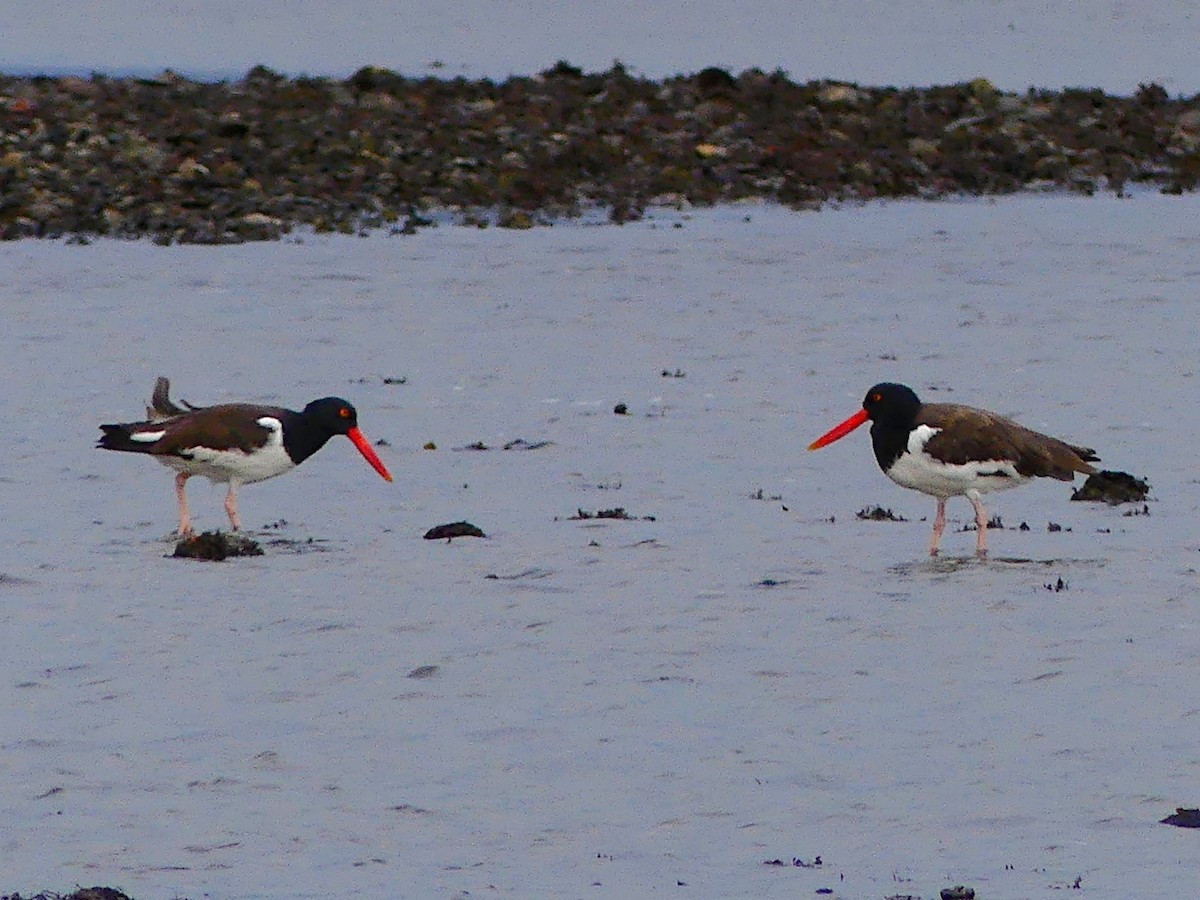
[{"x1": 2, "y1": 194, "x2": 1198, "y2": 899}]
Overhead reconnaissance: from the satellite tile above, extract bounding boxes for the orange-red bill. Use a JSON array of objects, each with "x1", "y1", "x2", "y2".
[
  {"x1": 347, "y1": 426, "x2": 394, "y2": 482},
  {"x1": 808, "y1": 408, "x2": 869, "y2": 451}
]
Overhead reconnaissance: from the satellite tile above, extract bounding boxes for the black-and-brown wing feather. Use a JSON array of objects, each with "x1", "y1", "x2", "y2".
[
  {"x1": 148, "y1": 404, "x2": 279, "y2": 457},
  {"x1": 920, "y1": 403, "x2": 1098, "y2": 481},
  {"x1": 99, "y1": 404, "x2": 278, "y2": 457}
]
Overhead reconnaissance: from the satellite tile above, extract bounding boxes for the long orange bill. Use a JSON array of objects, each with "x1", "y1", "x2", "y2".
[
  {"x1": 808, "y1": 408, "x2": 869, "y2": 450},
  {"x1": 347, "y1": 426, "x2": 394, "y2": 482}
]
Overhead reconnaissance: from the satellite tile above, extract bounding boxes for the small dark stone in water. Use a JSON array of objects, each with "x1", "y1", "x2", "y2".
[
  {"x1": 454, "y1": 441, "x2": 490, "y2": 451},
  {"x1": 423, "y1": 522, "x2": 487, "y2": 541},
  {"x1": 1045, "y1": 577, "x2": 1068, "y2": 592},
  {"x1": 1161, "y1": 807, "x2": 1200, "y2": 827},
  {"x1": 1019, "y1": 521, "x2": 1030, "y2": 531},
  {"x1": 1071, "y1": 469, "x2": 1150, "y2": 504},
  {"x1": 856, "y1": 506, "x2": 906, "y2": 521},
  {"x1": 940, "y1": 887, "x2": 975, "y2": 900},
  {"x1": 173, "y1": 531, "x2": 263, "y2": 561},
  {"x1": 407, "y1": 665, "x2": 440, "y2": 679},
  {"x1": 614, "y1": 402, "x2": 629, "y2": 415},
  {"x1": 1047, "y1": 521, "x2": 1063, "y2": 532}
]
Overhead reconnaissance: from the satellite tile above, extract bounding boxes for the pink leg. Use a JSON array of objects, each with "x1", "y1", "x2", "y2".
[
  {"x1": 175, "y1": 472, "x2": 194, "y2": 537},
  {"x1": 929, "y1": 498, "x2": 947, "y2": 556},
  {"x1": 224, "y1": 482, "x2": 242, "y2": 531},
  {"x1": 970, "y1": 494, "x2": 988, "y2": 558}
]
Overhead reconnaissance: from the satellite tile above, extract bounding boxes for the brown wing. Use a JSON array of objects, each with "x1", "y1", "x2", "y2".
[
  {"x1": 150, "y1": 404, "x2": 281, "y2": 456},
  {"x1": 920, "y1": 403, "x2": 1098, "y2": 481}
]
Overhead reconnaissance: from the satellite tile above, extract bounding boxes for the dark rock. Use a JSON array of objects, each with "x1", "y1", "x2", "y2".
[
  {"x1": 172, "y1": 530, "x2": 264, "y2": 560},
  {"x1": 423, "y1": 521, "x2": 487, "y2": 540},
  {"x1": 1071, "y1": 469, "x2": 1150, "y2": 504},
  {"x1": 1162, "y1": 807, "x2": 1200, "y2": 827}
]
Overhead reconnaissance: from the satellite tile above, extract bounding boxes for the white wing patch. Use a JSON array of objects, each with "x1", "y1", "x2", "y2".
[
  {"x1": 887, "y1": 424, "x2": 1029, "y2": 498},
  {"x1": 155, "y1": 416, "x2": 295, "y2": 484},
  {"x1": 131, "y1": 430, "x2": 166, "y2": 442}
]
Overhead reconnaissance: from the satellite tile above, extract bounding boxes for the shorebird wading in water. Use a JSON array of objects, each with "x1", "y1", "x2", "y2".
[
  {"x1": 808, "y1": 382, "x2": 1099, "y2": 557},
  {"x1": 98, "y1": 377, "x2": 393, "y2": 536}
]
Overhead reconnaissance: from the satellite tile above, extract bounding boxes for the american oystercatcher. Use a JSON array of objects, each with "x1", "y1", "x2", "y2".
[
  {"x1": 808, "y1": 382, "x2": 1099, "y2": 557},
  {"x1": 98, "y1": 378, "x2": 393, "y2": 535}
]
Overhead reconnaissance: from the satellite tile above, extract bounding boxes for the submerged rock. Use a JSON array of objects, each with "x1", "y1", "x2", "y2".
[
  {"x1": 1161, "y1": 807, "x2": 1200, "y2": 827},
  {"x1": 423, "y1": 521, "x2": 487, "y2": 541},
  {"x1": 1070, "y1": 469, "x2": 1150, "y2": 504},
  {"x1": 172, "y1": 530, "x2": 264, "y2": 560}
]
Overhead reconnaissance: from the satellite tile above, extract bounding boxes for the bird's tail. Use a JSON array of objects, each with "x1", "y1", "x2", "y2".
[{"x1": 97, "y1": 423, "x2": 159, "y2": 454}]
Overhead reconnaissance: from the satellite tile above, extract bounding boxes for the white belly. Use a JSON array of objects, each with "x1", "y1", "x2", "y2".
[
  {"x1": 886, "y1": 425, "x2": 1029, "y2": 499},
  {"x1": 156, "y1": 417, "x2": 295, "y2": 485}
]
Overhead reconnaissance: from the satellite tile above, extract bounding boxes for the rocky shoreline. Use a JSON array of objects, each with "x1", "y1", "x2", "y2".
[{"x1": 2, "y1": 63, "x2": 1199, "y2": 243}]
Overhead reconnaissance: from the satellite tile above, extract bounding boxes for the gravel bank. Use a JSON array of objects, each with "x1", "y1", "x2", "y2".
[{"x1": 2, "y1": 63, "x2": 1199, "y2": 243}]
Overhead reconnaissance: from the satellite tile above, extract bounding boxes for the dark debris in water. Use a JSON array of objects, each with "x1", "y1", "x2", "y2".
[
  {"x1": 2, "y1": 889, "x2": 135, "y2": 900},
  {"x1": 453, "y1": 438, "x2": 553, "y2": 451},
  {"x1": 264, "y1": 536, "x2": 332, "y2": 553},
  {"x1": 763, "y1": 855, "x2": 822, "y2": 868},
  {"x1": 856, "y1": 506, "x2": 907, "y2": 521},
  {"x1": 1071, "y1": 469, "x2": 1150, "y2": 504},
  {"x1": 502, "y1": 438, "x2": 553, "y2": 450},
  {"x1": 750, "y1": 487, "x2": 783, "y2": 501},
  {"x1": 962, "y1": 514, "x2": 1004, "y2": 531},
  {"x1": 484, "y1": 567, "x2": 554, "y2": 580},
  {"x1": 756, "y1": 577, "x2": 795, "y2": 588},
  {"x1": 423, "y1": 521, "x2": 487, "y2": 541},
  {"x1": 565, "y1": 507, "x2": 657, "y2": 521},
  {"x1": 3, "y1": 70, "x2": 1199, "y2": 243},
  {"x1": 1044, "y1": 577, "x2": 1068, "y2": 592},
  {"x1": 172, "y1": 530, "x2": 263, "y2": 561},
  {"x1": 1161, "y1": 807, "x2": 1200, "y2": 827}
]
